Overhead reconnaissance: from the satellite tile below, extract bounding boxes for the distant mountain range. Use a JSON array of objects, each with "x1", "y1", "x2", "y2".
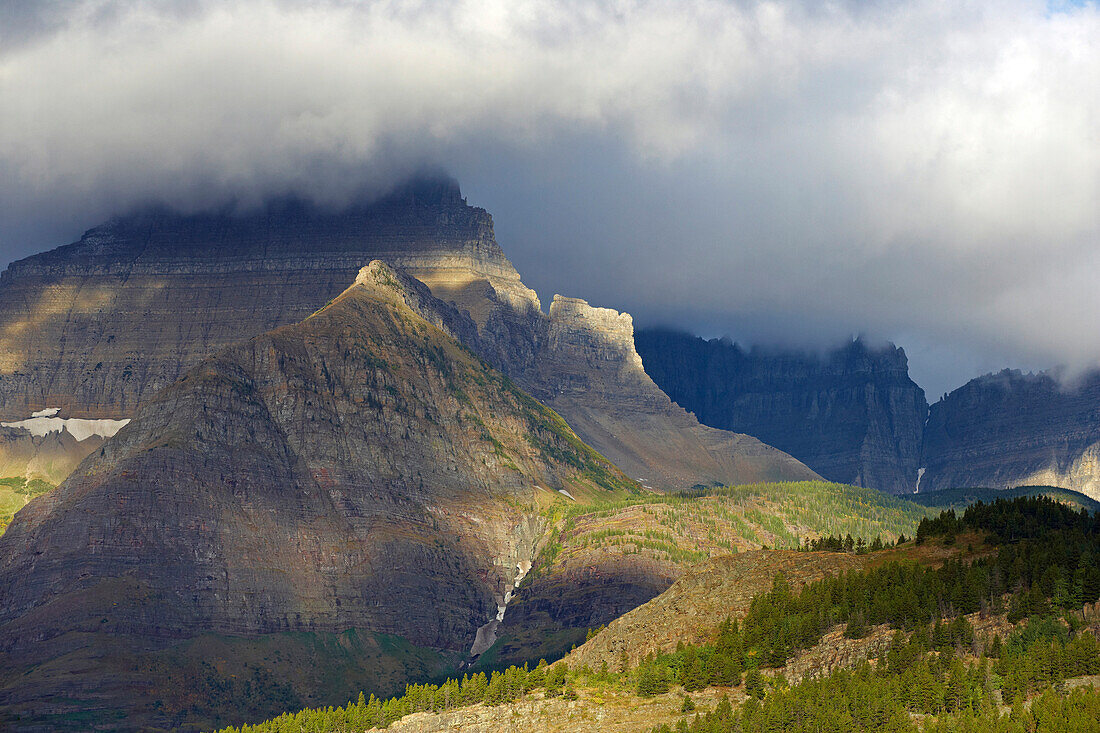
[
  {"x1": 635, "y1": 331, "x2": 926, "y2": 493},
  {"x1": 636, "y1": 330, "x2": 1100, "y2": 501},
  {"x1": 5, "y1": 177, "x2": 1097, "y2": 502},
  {"x1": 920, "y1": 369, "x2": 1100, "y2": 498}
]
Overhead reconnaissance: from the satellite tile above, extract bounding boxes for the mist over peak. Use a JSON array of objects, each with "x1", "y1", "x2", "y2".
[{"x1": 2, "y1": 0, "x2": 1098, "y2": 397}]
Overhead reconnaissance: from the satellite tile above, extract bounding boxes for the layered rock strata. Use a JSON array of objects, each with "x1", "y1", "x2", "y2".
[
  {"x1": 921, "y1": 369, "x2": 1100, "y2": 500},
  {"x1": 0, "y1": 178, "x2": 815, "y2": 490},
  {"x1": 0, "y1": 262, "x2": 635, "y2": 730},
  {"x1": 0, "y1": 179, "x2": 529, "y2": 420},
  {"x1": 534, "y1": 302, "x2": 817, "y2": 490},
  {"x1": 635, "y1": 329, "x2": 927, "y2": 493}
]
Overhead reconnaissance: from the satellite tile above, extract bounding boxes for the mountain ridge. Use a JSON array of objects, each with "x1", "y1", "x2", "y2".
[
  {"x1": 0, "y1": 178, "x2": 816, "y2": 492},
  {"x1": 920, "y1": 368, "x2": 1100, "y2": 500},
  {"x1": 0, "y1": 261, "x2": 636, "y2": 730},
  {"x1": 634, "y1": 328, "x2": 927, "y2": 493}
]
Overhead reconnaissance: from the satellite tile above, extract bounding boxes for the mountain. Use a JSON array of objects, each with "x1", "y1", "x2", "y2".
[
  {"x1": 0, "y1": 261, "x2": 639, "y2": 730},
  {"x1": 529, "y1": 300, "x2": 815, "y2": 491},
  {"x1": 0, "y1": 178, "x2": 814, "y2": 491},
  {"x1": 634, "y1": 330, "x2": 927, "y2": 493},
  {"x1": 920, "y1": 369, "x2": 1100, "y2": 500}
]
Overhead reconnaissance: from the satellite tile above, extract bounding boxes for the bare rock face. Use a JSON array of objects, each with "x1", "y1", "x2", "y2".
[
  {"x1": 0, "y1": 262, "x2": 636, "y2": 730},
  {"x1": 0, "y1": 178, "x2": 814, "y2": 490},
  {"x1": 635, "y1": 329, "x2": 927, "y2": 493},
  {"x1": 524, "y1": 300, "x2": 818, "y2": 491},
  {"x1": 921, "y1": 369, "x2": 1100, "y2": 500},
  {"x1": 0, "y1": 179, "x2": 526, "y2": 421}
]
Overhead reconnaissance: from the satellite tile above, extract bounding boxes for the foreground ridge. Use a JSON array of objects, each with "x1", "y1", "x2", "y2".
[{"x1": 217, "y1": 497, "x2": 1100, "y2": 733}]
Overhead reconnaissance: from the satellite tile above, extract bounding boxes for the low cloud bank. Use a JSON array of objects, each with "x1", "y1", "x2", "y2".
[{"x1": 1, "y1": 0, "x2": 1098, "y2": 395}]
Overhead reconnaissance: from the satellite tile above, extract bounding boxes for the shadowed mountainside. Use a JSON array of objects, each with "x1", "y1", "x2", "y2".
[
  {"x1": 0, "y1": 262, "x2": 636, "y2": 731},
  {"x1": 634, "y1": 329, "x2": 927, "y2": 493},
  {"x1": 0, "y1": 178, "x2": 814, "y2": 490},
  {"x1": 921, "y1": 370, "x2": 1100, "y2": 501}
]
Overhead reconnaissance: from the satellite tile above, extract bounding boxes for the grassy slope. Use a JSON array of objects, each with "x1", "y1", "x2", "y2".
[
  {"x1": 0, "y1": 477, "x2": 55, "y2": 534},
  {"x1": 537, "y1": 481, "x2": 937, "y2": 570},
  {"x1": 473, "y1": 481, "x2": 937, "y2": 671},
  {"x1": 565, "y1": 531, "x2": 993, "y2": 673}
]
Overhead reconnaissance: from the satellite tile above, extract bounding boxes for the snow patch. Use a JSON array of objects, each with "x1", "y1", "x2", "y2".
[
  {"x1": 514, "y1": 560, "x2": 531, "y2": 588},
  {"x1": 558, "y1": 489, "x2": 576, "y2": 501},
  {"x1": 1, "y1": 413, "x2": 131, "y2": 442}
]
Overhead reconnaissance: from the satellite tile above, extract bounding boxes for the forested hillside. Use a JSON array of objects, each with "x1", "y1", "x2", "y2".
[
  {"x1": 912, "y1": 485, "x2": 1100, "y2": 514},
  {"x1": 479, "y1": 481, "x2": 936, "y2": 670},
  {"x1": 215, "y1": 497, "x2": 1100, "y2": 732}
]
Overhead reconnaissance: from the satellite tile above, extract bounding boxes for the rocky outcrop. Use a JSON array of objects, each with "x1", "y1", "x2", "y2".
[
  {"x1": 527, "y1": 303, "x2": 818, "y2": 491},
  {"x1": 921, "y1": 369, "x2": 1100, "y2": 500},
  {"x1": 635, "y1": 330, "x2": 927, "y2": 493},
  {"x1": 0, "y1": 178, "x2": 815, "y2": 490},
  {"x1": 0, "y1": 263, "x2": 636, "y2": 730}
]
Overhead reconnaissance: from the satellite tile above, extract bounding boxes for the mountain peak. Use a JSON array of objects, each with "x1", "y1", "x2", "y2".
[{"x1": 354, "y1": 259, "x2": 405, "y2": 290}]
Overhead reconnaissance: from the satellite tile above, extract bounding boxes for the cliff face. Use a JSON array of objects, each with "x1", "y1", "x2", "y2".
[
  {"x1": 0, "y1": 179, "x2": 531, "y2": 421},
  {"x1": 921, "y1": 370, "x2": 1100, "y2": 500},
  {"x1": 635, "y1": 330, "x2": 927, "y2": 493},
  {"x1": 0, "y1": 178, "x2": 814, "y2": 490},
  {"x1": 527, "y1": 300, "x2": 817, "y2": 491},
  {"x1": 0, "y1": 262, "x2": 635, "y2": 730},
  {"x1": 0, "y1": 179, "x2": 539, "y2": 484}
]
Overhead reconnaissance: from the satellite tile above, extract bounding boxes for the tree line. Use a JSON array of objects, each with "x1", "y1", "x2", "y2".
[{"x1": 218, "y1": 496, "x2": 1100, "y2": 733}]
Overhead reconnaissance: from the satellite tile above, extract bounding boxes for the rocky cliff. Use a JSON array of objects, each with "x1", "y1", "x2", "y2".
[
  {"x1": 0, "y1": 262, "x2": 636, "y2": 730},
  {"x1": 0, "y1": 178, "x2": 530, "y2": 420},
  {"x1": 921, "y1": 369, "x2": 1100, "y2": 500},
  {"x1": 634, "y1": 330, "x2": 927, "y2": 493},
  {"x1": 0, "y1": 178, "x2": 814, "y2": 490},
  {"x1": 530, "y1": 302, "x2": 817, "y2": 491}
]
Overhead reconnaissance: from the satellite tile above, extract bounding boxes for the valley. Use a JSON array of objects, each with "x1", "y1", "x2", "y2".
[{"x1": 0, "y1": 477, "x2": 55, "y2": 533}]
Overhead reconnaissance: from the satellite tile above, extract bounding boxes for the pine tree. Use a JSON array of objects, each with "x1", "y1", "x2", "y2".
[{"x1": 745, "y1": 668, "x2": 766, "y2": 700}]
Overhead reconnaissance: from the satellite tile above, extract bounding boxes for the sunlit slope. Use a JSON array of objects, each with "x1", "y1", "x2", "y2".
[{"x1": 483, "y1": 481, "x2": 936, "y2": 668}]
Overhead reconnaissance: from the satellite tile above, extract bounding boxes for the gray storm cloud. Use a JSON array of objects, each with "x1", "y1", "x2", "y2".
[{"x1": 0, "y1": 0, "x2": 1098, "y2": 396}]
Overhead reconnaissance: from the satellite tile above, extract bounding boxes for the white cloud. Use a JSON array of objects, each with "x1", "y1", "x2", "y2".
[{"x1": 0, "y1": 0, "x2": 1098, "y2": 395}]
